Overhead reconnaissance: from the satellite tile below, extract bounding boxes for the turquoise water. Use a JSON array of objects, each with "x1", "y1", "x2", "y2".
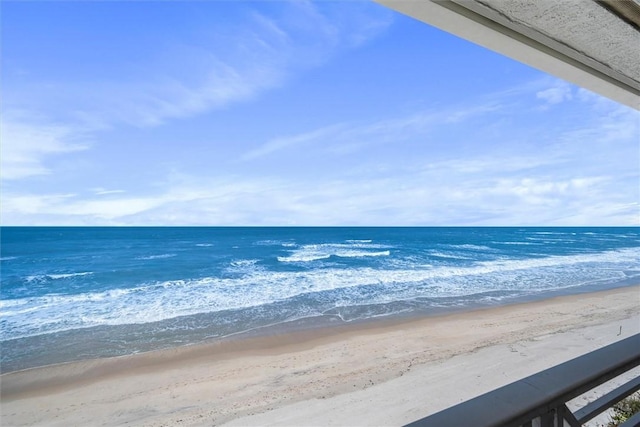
[{"x1": 1, "y1": 227, "x2": 638, "y2": 371}]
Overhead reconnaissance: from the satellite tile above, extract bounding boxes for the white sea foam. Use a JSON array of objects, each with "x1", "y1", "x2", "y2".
[
  {"x1": 335, "y1": 250, "x2": 390, "y2": 258},
  {"x1": 47, "y1": 272, "x2": 94, "y2": 280},
  {"x1": 25, "y1": 272, "x2": 94, "y2": 282},
  {"x1": 448, "y1": 244, "x2": 493, "y2": 251},
  {"x1": 428, "y1": 251, "x2": 472, "y2": 260},
  {"x1": 278, "y1": 253, "x2": 331, "y2": 262},
  {"x1": 383, "y1": 257, "x2": 432, "y2": 269},
  {"x1": 491, "y1": 241, "x2": 540, "y2": 245},
  {"x1": 226, "y1": 259, "x2": 262, "y2": 273},
  {"x1": 255, "y1": 240, "x2": 286, "y2": 246},
  {"x1": 230, "y1": 259, "x2": 258, "y2": 267},
  {"x1": 136, "y1": 254, "x2": 176, "y2": 260},
  {"x1": 0, "y1": 256, "x2": 18, "y2": 261},
  {"x1": 2, "y1": 247, "x2": 638, "y2": 341},
  {"x1": 278, "y1": 242, "x2": 392, "y2": 262},
  {"x1": 195, "y1": 243, "x2": 213, "y2": 247}
]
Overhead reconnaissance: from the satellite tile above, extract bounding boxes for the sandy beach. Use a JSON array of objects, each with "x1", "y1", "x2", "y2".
[{"x1": 2, "y1": 285, "x2": 639, "y2": 427}]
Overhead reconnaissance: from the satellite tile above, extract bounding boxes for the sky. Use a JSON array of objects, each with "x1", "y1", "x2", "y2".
[{"x1": 1, "y1": 1, "x2": 639, "y2": 226}]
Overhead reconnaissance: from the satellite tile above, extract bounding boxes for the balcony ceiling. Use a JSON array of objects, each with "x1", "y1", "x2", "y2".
[{"x1": 375, "y1": 0, "x2": 640, "y2": 109}]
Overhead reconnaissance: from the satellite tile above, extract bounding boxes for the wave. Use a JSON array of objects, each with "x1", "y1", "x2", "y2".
[
  {"x1": 277, "y1": 250, "x2": 390, "y2": 262},
  {"x1": 25, "y1": 272, "x2": 94, "y2": 282},
  {"x1": 278, "y1": 253, "x2": 331, "y2": 262},
  {"x1": 525, "y1": 237, "x2": 557, "y2": 242},
  {"x1": 254, "y1": 240, "x2": 298, "y2": 247},
  {"x1": 230, "y1": 259, "x2": 258, "y2": 267},
  {"x1": 428, "y1": 251, "x2": 472, "y2": 260},
  {"x1": 278, "y1": 242, "x2": 392, "y2": 263},
  {"x1": 447, "y1": 244, "x2": 493, "y2": 251},
  {"x1": 47, "y1": 272, "x2": 94, "y2": 280},
  {"x1": 2, "y1": 247, "x2": 638, "y2": 340},
  {"x1": 136, "y1": 254, "x2": 176, "y2": 260},
  {"x1": 335, "y1": 250, "x2": 390, "y2": 258},
  {"x1": 0, "y1": 257, "x2": 18, "y2": 261},
  {"x1": 254, "y1": 240, "x2": 294, "y2": 246},
  {"x1": 195, "y1": 243, "x2": 213, "y2": 247},
  {"x1": 491, "y1": 241, "x2": 541, "y2": 246},
  {"x1": 226, "y1": 259, "x2": 263, "y2": 273}
]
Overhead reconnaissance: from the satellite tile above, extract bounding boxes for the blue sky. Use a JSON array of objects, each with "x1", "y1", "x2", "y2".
[{"x1": 2, "y1": 1, "x2": 638, "y2": 226}]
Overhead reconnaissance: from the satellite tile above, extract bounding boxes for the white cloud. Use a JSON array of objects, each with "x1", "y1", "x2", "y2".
[
  {"x1": 0, "y1": 117, "x2": 89, "y2": 181},
  {"x1": 5, "y1": 2, "x2": 393, "y2": 131},
  {"x1": 243, "y1": 102, "x2": 503, "y2": 160},
  {"x1": 5, "y1": 72, "x2": 636, "y2": 227},
  {"x1": 536, "y1": 80, "x2": 573, "y2": 105},
  {"x1": 1, "y1": 193, "x2": 77, "y2": 216},
  {"x1": 570, "y1": 98, "x2": 639, "y2": 143},
  {"x1": 489, "y1": 176, "x2": 609, "y2": 204},
  {"x1": 93, "y1": 189, "x2": 126, "y2": 196},
  {"x1": 2, "y1": 3, "x2": 637, "y2": 228},
  {"x1": 2, "y1": 165, "x2": 635, "y2": 226},
  {"x1": 1, "y1": 1, "x2": 395, "y2": 202},
  {"x1": 243, "y1": 123, "x2": 347, "y2": 160}
]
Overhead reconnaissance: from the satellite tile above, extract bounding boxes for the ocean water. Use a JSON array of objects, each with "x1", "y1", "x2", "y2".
[{"x1": 1, "y1": 226, "x2": 638, "y2": 372}]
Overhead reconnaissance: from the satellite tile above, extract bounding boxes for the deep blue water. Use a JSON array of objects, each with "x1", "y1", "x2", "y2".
[{"x1": 1, "y1": 227, "x2": 639, "y2": 371}]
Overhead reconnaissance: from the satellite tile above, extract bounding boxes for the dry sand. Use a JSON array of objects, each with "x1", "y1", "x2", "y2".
[{"x1": 1, "y1": 285, "x2": 639, "y2": 427}]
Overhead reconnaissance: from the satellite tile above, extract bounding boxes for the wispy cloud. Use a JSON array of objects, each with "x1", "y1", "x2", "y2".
[
  {"x1": 4, "y1": 77, "x2": 636, "y2": 226},
  {"x1": 242, "y1": 123, "x2": 348, "y2": 160},
  {"x1": 569, "y1": 89, "x2": 639, "y2": 143},
  {"x1": 2, "y1": 1, "x2": 394, "y2": 198},
  {"x1": 1, "y1": 193, "x2": 78, "y2": 218},
  {"x1": 2, "y1": 4, "x2": 637, "y2": 229},
  {"x1": 243, "y1": 101, "x2": 503, "y2": 160},
  {"x1": 4, "y1": 2, "x2": 393, "y2": 130},
  {"x1": 536, "y1": 80, "x2": 573, "y2": 106},
  {"x1": 0, "y1": 117, "x2": 89, "y2": 181},
  {"x1": 93, "y1": 189, "x2": 126, "y2": 196},
  {"x1": 2, "y1": 162, "x2": 634, "y2": 226}
]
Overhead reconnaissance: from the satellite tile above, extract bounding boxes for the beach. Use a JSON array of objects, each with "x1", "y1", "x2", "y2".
[{"x1": 2, "y1": 285, "x2": 638, "y2": 426}]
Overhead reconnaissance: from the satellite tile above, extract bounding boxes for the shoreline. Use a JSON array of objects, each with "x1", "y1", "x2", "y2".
[
  {"x1": 3, "y1": 279, "x2": 635, "y2": 374},
  {"x1": 2, "y1": 285, "x2": 639, "y2": 426}
]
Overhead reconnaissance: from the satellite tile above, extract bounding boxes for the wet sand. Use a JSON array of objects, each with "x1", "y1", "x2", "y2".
[{"x1": 2, "y1": 285, "x2": 639, "y2": 426}]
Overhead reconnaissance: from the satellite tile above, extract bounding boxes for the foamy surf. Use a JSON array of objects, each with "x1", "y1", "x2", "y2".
[{"x1": 1, "y1": 226, "x2": 638, "y2": 371}]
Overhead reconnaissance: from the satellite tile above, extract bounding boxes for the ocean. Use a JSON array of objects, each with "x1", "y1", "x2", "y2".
[{"x1": 1, "y1": 226, "x2": 638, "y2": 372}]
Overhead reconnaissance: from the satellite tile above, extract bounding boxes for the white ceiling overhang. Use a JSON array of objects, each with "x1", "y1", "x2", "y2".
[{"x1": 375, "y1": 0, "x2": 640, "y2": 110}]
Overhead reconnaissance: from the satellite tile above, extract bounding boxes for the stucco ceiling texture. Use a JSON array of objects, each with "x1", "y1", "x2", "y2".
[
  {"x1": 478, "y1": 0, "x2": 640, "y2": 84},
  {"x1": 375, "y1": 0, "x2": 640, "y2": 108}
]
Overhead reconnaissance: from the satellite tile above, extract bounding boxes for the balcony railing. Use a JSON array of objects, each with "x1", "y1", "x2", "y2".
[{"x1": 405, "y1": 334, "x2": 640, "y2": 427}]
